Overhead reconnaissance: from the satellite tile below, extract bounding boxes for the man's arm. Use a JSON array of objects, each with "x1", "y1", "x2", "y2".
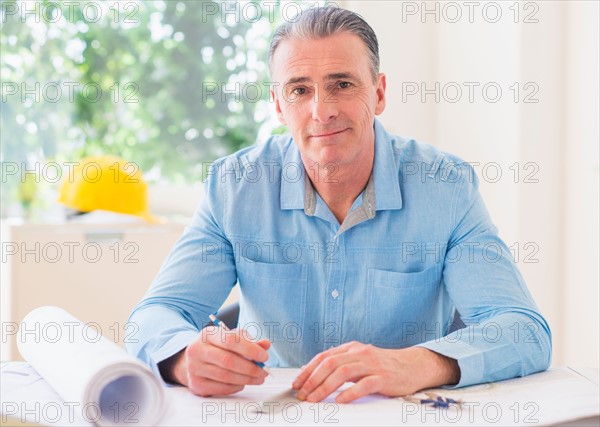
[
  {"x1": 292, "y1": 161, "x2": 551, "y2": 402},
  {"x1": 416, "y1": 162, "x2": 552, "y2": 388},
  {"x1": 127, "y1": 161, "x2": 271, "y2": 395}
]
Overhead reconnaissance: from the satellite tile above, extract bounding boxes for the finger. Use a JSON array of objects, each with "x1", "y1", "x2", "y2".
[
  {"x1": 256, "y1": 339, "x2": 272, "y2": 374},
  {"x1": 257, "y1": 339, "x2": 271, "y2": 351},
  {"x1": 187, "y1": 340, "x2": 266, "y2": 379},
  {"x1": 187, "y1": 374, "x2": 245, "y2": 397},
  {"x1": 296, "y1": 353, "x2": 362, "y2": 400},
  {"x1": 293, "y1": 344, "x2": 352, "y2": 390},
  {"x1": 335, "y1": 375, "x2": 382, "y2": 403},
  {"x1": 302, "y1": 361, "x2": 367, "y2": 402},
  {"x1": 197, "y1": 363, "x2": 267, "y2": 386},
  {"x1": 292, "y1": 353, "x2": 326, "y2": 390},
  {"x1": 204, "y1": 328, "x2": 269, "y2": 365},
  {"x1": 293, "y1": 341, "x2": 361, "y2": 389}
]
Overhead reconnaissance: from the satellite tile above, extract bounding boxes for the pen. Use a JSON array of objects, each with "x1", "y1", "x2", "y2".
[{"x1": 209, "y1": 313, "x2": 270, "y2": 374}]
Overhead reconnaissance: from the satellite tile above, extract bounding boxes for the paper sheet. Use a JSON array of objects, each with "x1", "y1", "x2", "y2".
[
  {"x1": 3, "y1": 364, "x2": 599, "y2": 426},
  {"x1": 13, "y1": 306, "x2": 165, "y2": 426},
  {"x1": 2, "y1": 310, "x2": 599, "y2": 427},
  {"x1": 1, "y1": 362, "x2": 92, "y2": 426},
  {"x1": 160, "y1": 368, "x2": 600, "y2": 426}
]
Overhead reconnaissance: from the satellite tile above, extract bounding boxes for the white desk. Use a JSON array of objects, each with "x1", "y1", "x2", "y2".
[
  {"x1": 1, "y1": 221, "x2": 184, "y2": 361},
  {"x1": 1, "y1": 363, "x2": 598, "y2": 426}
]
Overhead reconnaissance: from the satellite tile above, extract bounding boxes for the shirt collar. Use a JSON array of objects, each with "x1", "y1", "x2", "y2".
[
  {"x1": 280, "y1": 118, "x2": 403, "y2": 212},
  {"x1": 372, "y1": 118, "x2": 403, "y2": 211},
  {"x1": 280, "y1": 140, "x2": 306, "y2": 210}
]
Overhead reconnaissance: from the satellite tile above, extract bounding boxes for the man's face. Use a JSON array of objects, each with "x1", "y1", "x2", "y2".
[{"x1": 270, "y1": 32, "x2": 386, "y2": 169}]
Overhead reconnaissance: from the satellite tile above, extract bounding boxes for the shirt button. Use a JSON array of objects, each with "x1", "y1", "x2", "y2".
[{"x1": 331, "y1": 289, "x2": 339, "y2": 299}]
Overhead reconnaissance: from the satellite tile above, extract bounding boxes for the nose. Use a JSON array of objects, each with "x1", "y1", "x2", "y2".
[{"x1": 311, "y1": 90, "x2": 339, "y2": 123}]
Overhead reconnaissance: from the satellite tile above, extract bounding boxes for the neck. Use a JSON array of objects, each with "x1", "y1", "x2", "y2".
[{"x1": 304, "y1": 152, "x2": 374, "y2": 224}]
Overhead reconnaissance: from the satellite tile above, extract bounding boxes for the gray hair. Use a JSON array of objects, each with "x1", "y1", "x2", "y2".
[{"x1": 268, "y1": 7, "x2": 380, "y2": 81}]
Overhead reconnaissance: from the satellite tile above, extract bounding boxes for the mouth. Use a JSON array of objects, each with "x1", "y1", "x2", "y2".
[{"x1": 309, "y1": 128, "x2": 348, "y2": 139}]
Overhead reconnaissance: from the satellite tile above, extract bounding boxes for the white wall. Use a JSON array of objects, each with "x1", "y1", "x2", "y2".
[
  {"x1": 345, "y1": 0, "x2": 599, "y2": 368},
  {"x1": 563, "y1": 1, "x2": 600, "y2": 368}
]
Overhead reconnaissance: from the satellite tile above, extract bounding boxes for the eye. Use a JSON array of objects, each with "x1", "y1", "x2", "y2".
[
  {"x1": 339, "y1": 81, "x2": 352, "y2": 89},
  {"x1": 292, "y1": 87, "x2": 307, "y2": 95}
]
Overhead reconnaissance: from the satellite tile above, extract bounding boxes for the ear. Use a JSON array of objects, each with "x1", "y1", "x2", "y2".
[
  {"x1": 271, "y1": 87, "x2": 287, "y2": 126},
  {"x1": 374, "y1": 73, "x2": 387, "y2": 116}
]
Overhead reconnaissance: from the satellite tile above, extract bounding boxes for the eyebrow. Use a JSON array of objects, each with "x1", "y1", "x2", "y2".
[
  {"x1": 324, "y1": 72, "x2": 360, "y2": 81},
  {"x1": 284, "y1": 72, "x2": 361, "y2": 86},
  {"x1": 285, "y1": 76, "x2": 311, "y2": 86}
]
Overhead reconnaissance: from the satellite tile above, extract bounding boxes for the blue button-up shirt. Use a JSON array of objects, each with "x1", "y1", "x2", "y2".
[{"x1": 128, "y1": 119, "x2": 551, "y2": 388}]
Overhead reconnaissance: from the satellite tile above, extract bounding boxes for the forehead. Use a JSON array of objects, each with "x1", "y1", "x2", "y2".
[{"x1": 270, "y1": 32, "x2": 371, "y2": 83}]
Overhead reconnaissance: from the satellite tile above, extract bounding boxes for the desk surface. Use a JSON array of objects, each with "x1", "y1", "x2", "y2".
[{"x1": 1, "y1": 363, "x2": 599, "y2": 426}]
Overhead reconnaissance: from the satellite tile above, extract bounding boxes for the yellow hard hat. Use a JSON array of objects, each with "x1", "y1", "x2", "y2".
[{"x1": 58, "y1": 156, "x2": 157, "y2": 222}]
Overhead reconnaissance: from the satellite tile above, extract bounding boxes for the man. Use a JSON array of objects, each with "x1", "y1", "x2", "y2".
[{"x1": 128, "y1": 7, "x2": 551, "y2": 404}]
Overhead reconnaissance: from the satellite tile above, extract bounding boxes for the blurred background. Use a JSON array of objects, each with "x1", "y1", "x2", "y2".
[{"x1": 1, "y1": 1, "x2": 598, "y2": 370}]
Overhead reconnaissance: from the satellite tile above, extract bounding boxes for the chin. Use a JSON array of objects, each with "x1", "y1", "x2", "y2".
[{"x1": 310, "y1": 147, "x2": 339, "y2": 163}]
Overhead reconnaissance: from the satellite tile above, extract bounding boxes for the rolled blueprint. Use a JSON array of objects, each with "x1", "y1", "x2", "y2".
[{"x1": 17, "y1": 306, "x2": 165, "y2": 426}]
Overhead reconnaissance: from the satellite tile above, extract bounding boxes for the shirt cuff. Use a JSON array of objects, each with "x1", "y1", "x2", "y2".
[
  {"x1": 416, "y1": 338, "x2": 484, "y2": 388},
  {"x1": 148, "y1": 330, "x2": 199, "y2": 385}
]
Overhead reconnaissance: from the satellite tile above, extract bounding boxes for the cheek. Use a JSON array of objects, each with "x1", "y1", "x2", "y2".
[
  {"x1": 344, "y1": 89, "x2": 374, "y2": 109},
  {"x1": 282, "y1": 102, "x2": 308, "y2": 126},
  {"x1": 346, "y1": 94, "x2": 376, "y2": 124}
]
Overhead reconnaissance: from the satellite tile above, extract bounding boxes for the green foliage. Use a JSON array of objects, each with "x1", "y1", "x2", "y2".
[{"x1": 1, "y1": 0, "x2": 286, "y2": 188}]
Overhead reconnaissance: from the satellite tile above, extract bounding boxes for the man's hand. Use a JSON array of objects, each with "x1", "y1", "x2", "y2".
[
  {"x1": 160, "y1": 326, "x2": 270, "y2": 397},
  {"x1": 292, "y1": 342, "x2": 460, "y2": 403}
]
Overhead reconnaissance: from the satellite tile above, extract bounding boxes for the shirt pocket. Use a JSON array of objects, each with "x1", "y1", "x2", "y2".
[
  {"x1": 236, "y1": 257, "x2": 308, "y2": 344},
  {"x1": 366, "y1": 265, "x2": 442, "y2": 347}
]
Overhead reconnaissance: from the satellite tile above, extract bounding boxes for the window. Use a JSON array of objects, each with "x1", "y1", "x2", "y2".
[{"x1": 1, "y1": 1, "x2": 326, "y2": 217}]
